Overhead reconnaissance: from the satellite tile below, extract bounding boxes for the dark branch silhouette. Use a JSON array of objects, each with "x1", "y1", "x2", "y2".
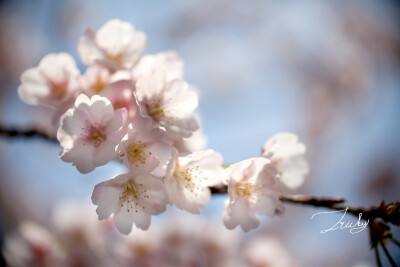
[{"x1": 0, "y1": 124, "x2": 56, "y2": 142}]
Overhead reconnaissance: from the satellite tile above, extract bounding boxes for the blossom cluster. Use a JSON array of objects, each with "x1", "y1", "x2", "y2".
[
  {"x1": 18, "y1": 19, "x2": 309, "y2": 234},
  {"x1": 2, "y1": 205, "x2": 302, "y2": 267}
]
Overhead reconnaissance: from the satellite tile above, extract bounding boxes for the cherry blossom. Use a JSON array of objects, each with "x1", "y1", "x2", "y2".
[
  {"x1": 222, "y1": 158, "x2": 285, "y2": 232},
  {"x1": 100, "y1": 80, "x2": 140, "y2": 123},
  {"x1": 158, "y1": 216, "x2": 242, "y2": 266},
  {"x1": 114, "y1": 228, "x2": 160, "y2": 266},
  {"x1": 18, "y1": 53, "x2": 80, "y2": 108},
  {"x1": 132, "y1": 51, "x2": 183, "y2": 83},
  {"x1": 78, "y1": 19, "x2": 146, "y2": 71},
  {"x1": 92, "y1": 173, "x2": 167, "y2": 235},
  {"x1": 82, "y1": 66, "x2": 111, "y2": 96},
  {"x1": 57, "y1": 94, "x2": 127, "y2": 173},
  {"x1": 164, "y1": 150, "x2": 223, "y2": 214},
  {"x1": 15, "y1": 18, "x2": 317, "y2": 239},
  {"x1": 135, "y1": 71, "x2": 199, "y2": 139},
  {"x1": 2, "y1": 222, "x2": 64, "y2": 267},
  {"x1": 159, "y1": 217, "x2": 208, "y2": 265},
  {"x1": 82, "y1": 66, "x2": 133, "y2": 97},
  {"x1": 262, "y1": 133, "x2": 309, "y2": 189},
  {"x1": 173, "y1": 129, "x2": 208, "y2": 153},
  {"x1": 51, "y1": 204, "x2": 110, "y2": 267},
  {"x1": 244, "y1": 236, "x2": 302, "y2": 267},
  {"x1": 198, "y1": 221, "x2": 241, "y2": 266},
  {"x1": 116, "y1": 117, "x2": 173, "y2": 177}
]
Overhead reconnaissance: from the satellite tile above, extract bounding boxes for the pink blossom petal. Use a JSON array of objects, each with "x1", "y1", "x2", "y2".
[
  {"x1": 92, "y1": 181, "x2": 121, "y2": 220},
  {"x1": 223, "y1": 199, "x2": 260, "y2": 232},
  {"x1": 113, "y1": 208, "x2": 136, "y2": 234}
]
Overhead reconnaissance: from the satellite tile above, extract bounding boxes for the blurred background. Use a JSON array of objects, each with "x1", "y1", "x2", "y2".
[{"x1": 0, "y1": 0, "x2": 399, "y2": 266}]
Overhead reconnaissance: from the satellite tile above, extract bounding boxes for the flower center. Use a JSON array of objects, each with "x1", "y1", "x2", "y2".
[
  {"x1": 126, "y1": 141, "x2": 151, "y2": 168},
  {"x1": 147, "y1": 95, "x2": 165, "y2": 123},
  {"x1": 92, "y1": 80, "x2": 108, "y2": 95},
  {"x1": 106, "y1": 51, "x2": 123, "y2": 62},
  {"x1": 92, "y1": 131, "x2": 103, "y2": 141},
  {"x1": 81, "y1": 123, "x2": 106, "y2": 147},
  {"x1": 173, "y1": 162, "x2": 203, "y2": 196},
  {"x1": 119, "y1": 180, "x2": 149, "y2": 213},
  {"x1": 49, "y1": 80, "x2": 68, "y2": 100},
  {"x1": 114, "y1": 102, "x2": 126, "y2": 110},
  {"x1": 235, "y1": 182, "x2": 257, "y2": 201}
]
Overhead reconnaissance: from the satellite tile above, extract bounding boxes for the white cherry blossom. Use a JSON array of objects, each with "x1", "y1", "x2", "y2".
[
  {"x1": 78, "y1": 19, "x2": 146, "y2": 71},
  {"x1": 132, "y1": 51, "x2": 183, "y2": 83},
  {"x1": 57, "y1": 94, "x2": 127, "y2": 173},
  {"x1": 244, "y1": 236, "x2": 302, "y2": 267},
  {"x1": 2, "y1": 222, "x2": 64, "y2": 267},
  {"x1": 51, "y1": 204, "x2": 110, "y2": 267},
  {"x1": 198, "y1": 221, "x2": 241, "y2": 266},
  {"x1": 116, "y1": 117, "x2": 173, "y2": 177},
  {"x1": 135, "y1": 71, "x2": 199, "y2": 139},
  {"x1": 82, "y1": 66, "x2": 111, "y2": 96},
  {"x1": 262, "y1": 133, "x2": 309, "y2": 189},
  {"x1": 223, "y1": 158, "x2": 284, "y2": 232},
  {"x1": 164, "y1": 150, "x2": 223, "y2": 214},
  {"x1": 114, "y1": 227, "x2": 160, "y2": 266},
  {"x1": 92, "y1": 173, "x2": 167, "y2": 235},
  {"x1": 100, "y1": 80, "x2": 140, "y2": 123},
  {"x1": 159, "y1": 216, "x2": 207, "y2": 265},
  {"x1": 173, "y1": 129, "x2": 207, "y2": 153},
  {"x1": 18, "y1": 53, "x2": 80, "y2": 108}
]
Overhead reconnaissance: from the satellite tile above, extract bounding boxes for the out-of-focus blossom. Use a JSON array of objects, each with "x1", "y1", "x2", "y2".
[
  {"x1": 165, "y1": 150, "x2": 223, "y2": 213},
  {"x1": 2, "y1": 222, "x2": 64, "y2": 267},
  {"x1": 159, "y1": 216, "x2": 242, "y2": 267},
  {"x1": 52, "y1": 204, "x2": 112, "y2": 267},
  {"x1": 159, "y1": 217, "x2": 206, "y2": 266},
  {"x1": 113, "y1": 227, "x2": 160, "y2": 267},
  {"x1": 2, "y1": 206, "x2": 300, "y2": 267},
  {"x1": 82, "y1": 65, "x2": 111, "y2": 96},
  {"x1": 174, "y1": 129, "x2": 208, "y2": 153},
  {"x1": 244, "y1": 236, "x2": 301, "y2": 267},
  {"x1": 78, "y1": 19, "x2": 146, "y2": 71},
  {"x1": 135, "y1": 71, "x2": 199, "y2": 139},
  {"x1": 82, "y1": 66, "x2": 134, "y2": 97},
  {"x1": 108, "y1": 70, "x2": 132, "y2": 83},
  {"x1": 132, "y1": 51, "x2": 183, "y2": 83},
  {"x1": 18, "y1": 53, "x2": 80, "y2": 108},
  {"x1": 100, "y1": 80, "x2": 140, "y2": 123},
  {"x1": 198, "y1": 222, "x2": 241, "y2": 267},
  {"x1": 92, "y1": 173, "x2": 167, "y2": 234},
  {"x1": 57, "y1": 94, "x2": 127, "y2": 173},
  {"x1": 262, "y1": 133, "x2": 309, "y2": 190},
  {"x1": 223, "y1": 158, "x2": 284, "y2": 232},
  {"x1": 116, "y1": 117, "x2": 173, "y2": 177}
]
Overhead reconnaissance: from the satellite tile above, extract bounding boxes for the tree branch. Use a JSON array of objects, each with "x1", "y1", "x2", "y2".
[
  {"x1": 1, "y1": 125, "x2": 399, "y2": 226},
  {"x1": 0, "y1": 124, "x2": 56, "y2": 142}
]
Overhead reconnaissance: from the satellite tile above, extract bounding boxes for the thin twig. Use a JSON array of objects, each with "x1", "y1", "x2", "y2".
[
  {"x1": 380, "y1": 240, "x2": 398, "y2": 267},
  {"x1": 279, "y1": 194, "x2": 346, "y2": 206},
  {"x1": 0, "y1": 125, "x2": 56, "y2": 142},
  {"x1": 391, "y1": 237, "x2": 400, "y2": 247},
  {"x1": 375, "y1": 246, "x2": 383, "y2": 267},
  {"x1": 279, "y1": 194, "x2": 385, "y2": 220}
]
